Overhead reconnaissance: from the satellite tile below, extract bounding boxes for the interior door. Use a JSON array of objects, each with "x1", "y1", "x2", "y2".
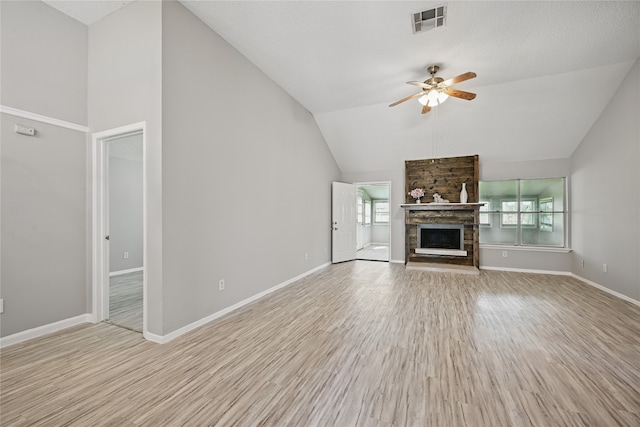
[{"x1": 332, "y1": 181, "x2": 357, "y2": 263}]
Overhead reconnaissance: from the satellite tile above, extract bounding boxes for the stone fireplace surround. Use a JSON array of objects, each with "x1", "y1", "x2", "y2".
[{"x1": 402, "y1": 155, "x2": 483, "y2": 273}]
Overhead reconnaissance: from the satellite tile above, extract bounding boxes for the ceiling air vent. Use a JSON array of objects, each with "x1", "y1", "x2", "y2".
[{"x1": 412, "y1": 5, "x2": 446, "y2": 34}]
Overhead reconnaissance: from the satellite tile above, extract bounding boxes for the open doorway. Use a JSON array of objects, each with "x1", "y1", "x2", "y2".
[
  {"x1": 355, "y1": 182, "x2": 390, "y2": 262},
  {"x1": 92, "y1": 123, "x2": 147, "y2": 335},
  {"x1": 106, "y1": 133, "x2": 143, "y2": 332}
]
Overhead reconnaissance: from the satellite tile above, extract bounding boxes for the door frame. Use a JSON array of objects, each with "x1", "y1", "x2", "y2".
[
  {"x1": 91, "y1": 122, "x2": 147, "y2": 335},
  {"x1": 354, "y1": 181, "x2": 392, "y2": 261}
]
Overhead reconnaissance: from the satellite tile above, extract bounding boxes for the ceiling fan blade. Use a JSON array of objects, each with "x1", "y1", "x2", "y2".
[
  {"x1": 407, "y1": 81, "x2": 432, "y2": 90},
  {"x1": 421, "y1": 105, "x2": 431, "y2": 114},
  {"x1": 443, "y1": 87, "x2": 477, "y2": 101},
  {"x1": 441, "y1": 72, "x2": 477, "y2": 87},
  {"x1": 389, "y1": 91, "x2": 426, "y2": 107}
]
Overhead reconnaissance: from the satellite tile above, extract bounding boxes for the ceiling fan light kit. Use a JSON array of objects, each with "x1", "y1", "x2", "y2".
[{"x1": 390, "y1": 64, "x2": 476, "y2": 114}]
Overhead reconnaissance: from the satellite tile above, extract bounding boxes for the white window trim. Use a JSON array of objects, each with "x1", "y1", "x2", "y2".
[{"x1": 479, "y1": 177, "x2": 568, "y2": 249}]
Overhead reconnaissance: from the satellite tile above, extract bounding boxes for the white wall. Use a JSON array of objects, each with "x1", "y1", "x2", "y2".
[
  {"x1": 0, "y1": 1, "x2": 88, "y2": 337},
  {"x1": 88, "y1": 0, "x2": 163, "y2": 334},
  {"x1": 160, "y1": 1, "x2": 341, "y2": 334},
  {"x1": 571, "y1": 59, "x2": 640, "y2": 301},
  {"x1": 371, "y1": 224, "x2": 389, "y2": 244}
]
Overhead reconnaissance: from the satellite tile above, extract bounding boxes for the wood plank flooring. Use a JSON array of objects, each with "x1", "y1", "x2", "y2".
[
  {"x1": 108, "y1": 271, "x2": 143, "y2": 333},
  {"x1": 1, "y1": 261, "x2": 639, "y2": 426}
]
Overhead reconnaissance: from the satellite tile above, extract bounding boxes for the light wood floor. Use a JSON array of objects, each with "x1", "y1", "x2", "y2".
[
  {"x1": 2, "y1": 262, "x2": 639, "y2": 426},
  {"x1": 108, "y1": 271, "x2": 143, "y2": 333},
  {"x1": 356, "y1": 244, "x2": 389, "y2": 262}
]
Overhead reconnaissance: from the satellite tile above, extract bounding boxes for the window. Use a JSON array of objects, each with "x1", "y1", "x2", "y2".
[
  {"x1": 539, "y1": 197, "x2": 553, "y2": 232},
  {"x1": 501, "y1": 199, "x2": 536, "y2": 227},
  {"x1": 357, "y1": 195, "x2": 363, "y2": 224},
  {"x1": 479, "y1": 178, "x2": 566, "y2": 248},
  {"x1": 374, "y1": 201, "x2": 389, "y2": 223},
  {"x1": 364, "y1": 200, "x2": 372, "y2": 225},
  {"x1": 479, "y1": 201, "x2": 490, "y2": 225}
]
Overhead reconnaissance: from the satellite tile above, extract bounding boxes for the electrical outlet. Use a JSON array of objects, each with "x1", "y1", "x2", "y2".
[
  {"x1": 502, "y1": 251, "x2": 508, "y2": 258},
  {"x1": 123, "y1": 251, "x2": 129, "y2": 259},
  {"x1": 0, "y1": 298, "x2": 4, "y2": 314},
  {"x1": 305, "y1": 253, "x2": 309, "y2": 260},
  {"x1": 219, "y1": 279, "x2": 225, "y2": 291},
  {"x1": 602, "y1": 264, "x2": 608, "y2": 273},
  {"x1": 580, "y1": 259, "x2": 584, "y2": 268}
]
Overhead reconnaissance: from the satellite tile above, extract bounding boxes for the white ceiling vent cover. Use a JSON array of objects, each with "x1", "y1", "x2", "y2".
[{"x1": 412, "y1": 5, "x2": 446, "y2": 34}]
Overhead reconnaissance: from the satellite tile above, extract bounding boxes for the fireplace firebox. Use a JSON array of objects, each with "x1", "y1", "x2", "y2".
[{"x1": 416, "y1": 224, "x2": 466, "y2": 256}]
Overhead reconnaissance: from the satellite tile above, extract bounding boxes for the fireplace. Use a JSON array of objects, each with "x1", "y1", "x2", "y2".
[{"x1": 415, "y1": 224, "x2": 466, "y2": 256}]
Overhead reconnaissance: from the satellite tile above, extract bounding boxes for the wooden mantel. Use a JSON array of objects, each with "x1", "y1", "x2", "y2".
[{"x1": 401, "y1": 203, "x2": 485, "y2": 211}]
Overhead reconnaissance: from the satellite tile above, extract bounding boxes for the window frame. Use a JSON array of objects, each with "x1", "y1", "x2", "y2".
[{"x1": 479, "y1": 177, "x2": 567, "y2": 248}]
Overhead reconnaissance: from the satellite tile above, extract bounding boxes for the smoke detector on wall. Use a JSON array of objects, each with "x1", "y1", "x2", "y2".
[{"x1": 412, "y1": 5, "x2": 446, "y2": 34}]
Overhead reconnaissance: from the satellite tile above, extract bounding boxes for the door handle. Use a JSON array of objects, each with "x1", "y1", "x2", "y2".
[{"x1": 105, "y1": 235, "x2": 110, "y2": 241}]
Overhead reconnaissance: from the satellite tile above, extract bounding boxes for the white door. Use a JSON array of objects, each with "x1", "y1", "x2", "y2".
[{"x1": 332, "y1": 181, "x2": 357, "y2": 263}]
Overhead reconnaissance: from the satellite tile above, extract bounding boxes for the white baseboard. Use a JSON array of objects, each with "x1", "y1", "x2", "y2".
[
  {"x1": 143, "y1": 331, "x2": 165, "y2": 344},
  {"x1": 570, "y1": 273, "x2": 640, "y2": 307},
  {"x1": 390, "y1": 259, "x2": 405, "y2": 264},
  {"x1": 0, "y1": 314, "x2": 92, "y2": 349},
  {"x1": 480, "y1": 265, "x2": 573, "y2": 276},
  {"x1": 109, "y1": 267, "x2": 144, "y2": 277},
  {"x1": 154, "y1": 262, "x2": 332, "y2": 344}
]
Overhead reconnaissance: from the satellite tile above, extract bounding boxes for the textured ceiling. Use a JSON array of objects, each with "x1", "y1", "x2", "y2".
[{"x1": 43, "y1": 1, "x2": 640, "y2": 173}]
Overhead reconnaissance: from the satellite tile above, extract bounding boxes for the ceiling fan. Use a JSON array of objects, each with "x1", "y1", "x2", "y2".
[{"x1": 389, "y1": 65, "x2": 477, "y2": 114}]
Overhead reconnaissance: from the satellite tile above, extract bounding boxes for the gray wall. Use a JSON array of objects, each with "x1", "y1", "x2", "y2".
[
  {"x1": 109, "y1": 134, "x2": 143, "y2": 273},
  {"x1": 0, "y1": 1, "x2": 87, "y2": 125},
  {"x1": 570, "y1": 59, "x2": 640, "y2": 301},
  {"x1": 0, "y1": 1, "x2": 88, "y2": 337},
  {"x1": 88, "y1": 0, "x2": 163, "y2": 335},
  {"x1": 161, "y1": 1, "x2": 341, "y2": 334}
]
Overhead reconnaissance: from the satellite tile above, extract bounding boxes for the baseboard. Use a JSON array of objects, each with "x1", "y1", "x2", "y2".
[
  {"x1": 480, "y1": 265, "x2": 573, "y2": 276},
  {"x1": 143, "y1": 331, "x2": 164, "y2": 344},
  {"x1": 109, "y1": 267, "x2": 144, "y2": 277},
  {"x1": 155, "y1": 262, "x2": 332, "y2": 344},
  {"x1": 0, "y1": 314, "x2": 92, "y2": 349},
  {"x1": 570, "y1": 273, "x2": 640, "y2": 307},
  {"x1": 390, "y1": 259, "x2": 405, "y2": 264}
]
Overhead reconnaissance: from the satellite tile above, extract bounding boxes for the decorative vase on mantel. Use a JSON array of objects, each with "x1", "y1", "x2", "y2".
[
  {"x1": 415, "y1": 198, "x2": 421, "y2": 204},
  {"x1": 460, "y1": 183, "x2": 468, "y2": 204}
]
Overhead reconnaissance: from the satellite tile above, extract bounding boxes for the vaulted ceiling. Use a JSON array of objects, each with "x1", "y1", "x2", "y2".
[{"x1": 43, "y1": 1, "x2": 640, "y2": 173}]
